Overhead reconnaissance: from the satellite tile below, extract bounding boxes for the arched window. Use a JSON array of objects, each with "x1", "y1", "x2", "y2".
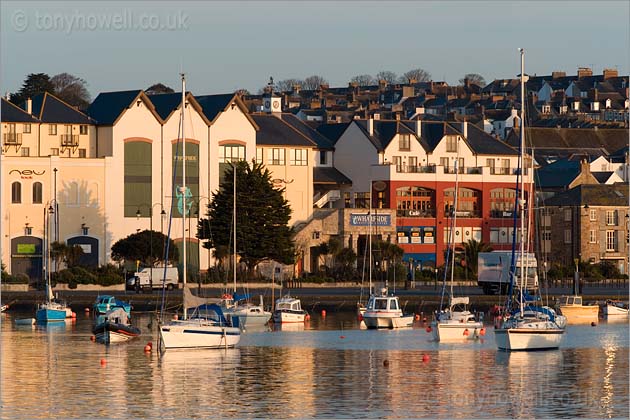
[
  {"x1": 11, "y1": 182, "x2": 21, "y2": 203},
  {"x1": 444, "y1": 187, "x2": 480, "y2": 217},
  {"x1": 396, "y1": 186, "x2": 434, "y2": 217},
  {"x1": 32, "y1": 182, "x2": 43, "y2": 204}
]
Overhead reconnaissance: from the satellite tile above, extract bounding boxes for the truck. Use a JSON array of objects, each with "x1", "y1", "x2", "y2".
[
  {"x1": 127, "y1": 267, "x2": 179, "y2": 292},
  {"x1": 477, "y1": 251, "x2": 539, "y2": 295}
]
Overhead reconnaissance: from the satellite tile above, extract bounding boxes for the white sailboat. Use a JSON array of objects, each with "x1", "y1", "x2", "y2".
[
  {"x1": 432, "y1": 152, "x2": 483, "y2": 341},
  {"x1": 361, "y1": 184, "x2": 414, "y2": 329},
  {"x1": 159, "y1": 74, "x2": 240, "y2": 351},
  {"x1": 222, "y1": 165, "x2": 272, "y2": 329},
  {"x1": 494, "y1": 49, "x2": 566, "y2": 351}
]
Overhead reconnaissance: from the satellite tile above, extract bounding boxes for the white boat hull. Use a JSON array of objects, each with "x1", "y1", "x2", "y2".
[
  {"x1": 229, "y1": 312, "x2": 272, "y2": 328},
  {"x1": 604, "y1": 304, "x2": 629, "y2": 317},
  {"x1": 273, "y1": 311, "x2": 305, "y2": 324},
  {"x1": 494, "y1": 326, "x2": 564, "y2": 350},
  {"x1": 433, "y1": 321, "x2": 484, "y2": 341},
  {"x1": 159, "y1": 319, "x2": 240, "y2": 350},
  {"x1": 362, "y1": 313, "x2": 414, "y2": 329}
]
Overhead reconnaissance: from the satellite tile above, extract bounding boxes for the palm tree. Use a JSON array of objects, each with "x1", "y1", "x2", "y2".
[{"x1": 463, "y1": 239, "x2": 493, "y2": 277}]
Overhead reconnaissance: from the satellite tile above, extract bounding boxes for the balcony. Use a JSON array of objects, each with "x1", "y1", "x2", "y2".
[
  {"x1": 3, "y1": 133, "x2": 22, "y2": 145},
  {"x1": 395, "y1": 164, "x2": 436, "y2": 174},
  {"x1": 60, "y1": 134, "x2": 79, "y2": 147}
]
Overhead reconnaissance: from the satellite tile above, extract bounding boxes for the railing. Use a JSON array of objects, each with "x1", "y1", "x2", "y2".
[
  {"x1": 3, "y1": 133, "x2": 22, "y2": 145},
  {"x1": 314, "y1": 190, "x2": 341, "y2": 208},
  {"x1": 395, "y1": 164, "x2": 437, "y2": 174},
  {"x1": 60, "y1": 134, "x2": 79, "y2": 146}
]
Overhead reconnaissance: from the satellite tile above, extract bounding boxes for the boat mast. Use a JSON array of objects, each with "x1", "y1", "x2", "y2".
[
  {"x1": 233, "y1": 164, "x2": 237, "y2": 294},
  {"x1": 369, "y1": 179, "x2": 372, "y2": 295},
  {"x1": 181, "y1": 73, "x2": 187, "y2": 320},
  {"x1": 519, "y1": 48, "x2": 525, "y2": 317},
  {"x1": 450, "y1": 138, "x2": 460, "y2": 302}
]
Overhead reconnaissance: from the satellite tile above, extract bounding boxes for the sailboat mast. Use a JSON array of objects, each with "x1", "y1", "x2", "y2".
[
  {"x1": 519, "y1": 49, "x2": 525, "y2": 317},
  {"x1": 233, "y1": 164, "x2": 237, "y2": 293},
  {"x1": 181, "y1": 73, "x2": 187, "y2": 320},
  {"x1": 369, "y1": 180, "x2": 372, "y2": 295}
]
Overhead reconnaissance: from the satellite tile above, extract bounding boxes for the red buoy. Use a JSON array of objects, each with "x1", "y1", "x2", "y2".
[
  {"x1": 173, "y1": 314, "x2": 178, "y2": 320},
  {"x1": 414, "y1": 314, "x2": 420, "y2": 321},
  {"x1": 479, "y1": 328, "x2": 486, "y2": 336},
  {"x1": 321, "y1": 310, "x2": 327, "y2": 317},
  {"x1": 305, "y1": 314, "x2": 311, "y2": 321},
  {"x1": 144, "y1": 345, "x2": 151, "y2": 352},
  {"x1": 422, "y1": 354, "x2": 430, "y2": 363},
  {"x1": 146, "y1": 342, "x2": 153, "y2": 350},
  {"x1": 84, "y1": 308, "x2": 90, "y2": 313},
  {"x1": 340, "y1": 335, "x2": 345, "y2": 339},
  {"x1": 425, "y1": 326, "x2": 432, "y2": 333},
  {"x1": 71, "y1": 312, "x2": 77, "y2": 318},
  {"x1": 90, "y1": 335, "x2": 95, "y2": 342},
  {"x1": 100, "y1": 358, "x2": 107, "y2": 366},
  {"x1": 463, "y1": 328, "x2": 470, "y2": 336}
]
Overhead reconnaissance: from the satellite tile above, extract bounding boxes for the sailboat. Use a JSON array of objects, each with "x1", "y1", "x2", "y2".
[
  {"x1": 158, "y1": 74, "x2": 241, "y2": 351},
  {"x1": 222, "y1": 164, "x2": 272, "y2": 329},
  {"x1": 432, "y1": 148, "x2": 483, "y2": 341},
  {"x1": 361, "y1": 186, "x2": 414, "y2": 329},
  {"x1": 36, "y1": 219, "x2": 71, "y2": 323},
  {"x1": 494, "y1": 49, "x2": 566, "y2": 351}
]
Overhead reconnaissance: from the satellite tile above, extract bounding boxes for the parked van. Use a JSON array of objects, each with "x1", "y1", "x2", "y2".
[
  {"x1": 127, "y1": 267, "x2": 179, "y2": 292},
  {"x1": 477, "y1": 251, "x2": 539, "y2": 295}
]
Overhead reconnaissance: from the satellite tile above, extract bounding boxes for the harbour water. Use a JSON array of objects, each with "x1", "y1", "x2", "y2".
[{"x1": 1, "y1": 310, "x2": 628, "y2": 419}]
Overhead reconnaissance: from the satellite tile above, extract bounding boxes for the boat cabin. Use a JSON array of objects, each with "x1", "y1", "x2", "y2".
[
  {"x1": 559, "y1": 296, "x2": 582, "y2": 306},
  {"x1": 276, "y1": 297, "x2": 302, "y2": 312},
  {"x1": 367, "y1": 296, "x2": 400, "y2": 311}
]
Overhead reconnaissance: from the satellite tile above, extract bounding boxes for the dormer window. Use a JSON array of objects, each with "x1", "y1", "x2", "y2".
[
  {"x1": 399, "y1": 134, "x2": 411, "y2": 151},
  {"x1": 445, "y1": 136, "x2": 458, "y2": 153},
  {"x1": 542, "y1": 105, "x2": 551, "y2": 114},
  {"x1": 605, "y1": 99, "x2": 612, "y2": 109},
  {"x1": 591, "y1": 102, "x2": 600, "y2": 112},
  {"x1": 573, "y1": 102, "x2": 580, "y2": 111},
  {"x1": 560, "y1": 105, "x2": 567, "y2": 114}
]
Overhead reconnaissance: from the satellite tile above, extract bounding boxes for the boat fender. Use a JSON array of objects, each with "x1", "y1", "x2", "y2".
[
  {"x1": 463, "y1": 328, "x2": 469, "y2": 336},
  {"x1": 479, "y1": 328, "x2": 486, "y2": 336}
]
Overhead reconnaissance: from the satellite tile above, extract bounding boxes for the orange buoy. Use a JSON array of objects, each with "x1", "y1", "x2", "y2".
[
  {"x1": 173, "y1": 314, "x2": 178, "y2": 320},
  {"x1": 479, "y1": 328, "x2": 486, "y2": 336},
  {"x1": 71, "y1": 312, "x2": 77, "y2": 318},
  {"x1": 84, "y1": 308, "x2": 90, "y2": 312},
  {"x1": 422, "y1": 354, "x2": 430, "y2": 363},
  {"x1": 340, "y1": 335, "x2": 345, "y2": 339},
  {"x1": 463, "y1": 328, "x2": 470, "y2": 336},
  {"x1": 321, "y1": 310, "x2": 327, "y2": 317},
  {"x1": 90, "y1": 335, "x2": 95, "y2": 342},
  {"x1": 144, "y1": 345, "x2": 151, "y2": 352},
  {"x1": 100, "y1": 358, "x2": 107, "y2": 366},
  {"x1": 305, "y1": 314, "x2": 311, "y2": 321},
  {"x1": 414, "y1": 314, "x2": 420, "y2": 321},
  {"x1": 425, "y1": 326, "x2": 432, "y2": 333}
]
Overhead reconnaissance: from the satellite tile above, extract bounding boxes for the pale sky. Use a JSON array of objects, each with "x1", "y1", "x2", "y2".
[{"x1": 1, "y1": 1, "x2": 629, "y2": 98}]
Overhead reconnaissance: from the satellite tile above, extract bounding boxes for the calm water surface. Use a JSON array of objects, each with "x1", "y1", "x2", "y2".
[{"x1": 1, "y1": 310, "x2": 628, "y2": 419}]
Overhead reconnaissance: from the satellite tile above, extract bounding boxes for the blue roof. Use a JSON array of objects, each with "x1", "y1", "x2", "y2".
[
  {"x1": 194, "y1": 94, "x2": 234, "y2": 122},
  {"x1": 29, "y1": 93, "x2": 92, "y2": 124},
  {"x1": 252, "y1": 114, "x2": 317, "y2": 147},
  {"x1": 87, "y1": 90, "x2": 143, "y2": 125},
  {"x1": 147, "y1": 92, "x2": 183, "y2": 120},
  {"x1": 1, "y1": 98, "x2": 40, "y2": 123}
]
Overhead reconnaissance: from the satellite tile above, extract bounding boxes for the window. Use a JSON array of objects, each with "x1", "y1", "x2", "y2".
[
  {"x1": 446, "y1": 136, "x2": 458, "y2": 152},
  {"x1": 23, "y1": 123, "x2": 31, "y2": 134},
  {"x1": 564, "y1": 229, "x2": 571, "y2": 244},
  {"x1": 440, "y1": 157, "x2": 449, "y2": 171},
  {"x1": 564, "y1": 209, "x2": 572, "y2": 222},
  {"x1": 606, "y1": 210, "x2": 617, "y2": 226},
  {"x1": 606, "y1": 231, "x2": 617, "y2": 252},
  {"x1": 542, "y1": 230, "x2": 552, "y2": 241},
  {"x1": 490, "y1": 228, "x2": 500, "y2": 243},
  {"x1": 219, "y1": 144, "x2": 245, "y2": 163},
  {"x1": 589, "y1": 230, "x2": 597, "y2": 243},
  {"x1": 319, "y1": 151, "x2": 327, "y2": 165},
  {"x1": 354, "y1": 192, "x2": 370, "y2": 209},
  {"x1": 344, "y1": 192, "x2": 351, "y2": 207},
  {"x1": 486, "y1": 158, "x2": 496, "y2": 174},
  {"x1": 49, "y1": 124, "x2": 57, "y2": 135},
  {"x1": 11, "y1": 182, "x2": 21, "y2": 203},
  {"x1": 590, "y1": 209, "x2": 597, "y2": 221},
  {"x1": 408, "y1": 156, "x2": 417, "y2": 170},
  {"x1": 78, "y1": 149, "x2": 86, "y2": 158},
  {"x1": 399, "y1": 134, "x2": 411, "y2": 151},
  {"x1": 268, "y1": 148, "x2": 285, "y2": 165},
  {"x1": 501, "y1": 159, "x2": 510, "y2": 174},
  {"x1": 256, "y1": 148, "x2": 263, "y2": 163},
  {"x1": 25, "y1": 226, "x2": 32, "y2": 236},
  {"x1": 290, "y1": 149, "x2": 308, "y2": 166},
  {"x1": 80, "y1": 125, "x2": 88, "y2": 135},
  {"x1": 396, "y1": 186, "x2": 434, "y2": 217},
  {"x1": 32, "y1": 182, "x2": 43, "y2": 204},
  {"x1": 21, "y1": 147, "x2": 30, "y2": 157},
  {"x1": 51, "y1": 148, "x2": 59, "y2": 156},
  {"x1": 393, "y1": 156, "x2": 403, "y2": 172}
]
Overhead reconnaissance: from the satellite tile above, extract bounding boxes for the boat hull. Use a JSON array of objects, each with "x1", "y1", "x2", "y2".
[
  {"x1": 363, "y1": 313, "x2": 414, "y2": 329},
  {"x1": 36, "y1": 307, "x2": 67, "y2": 323},
  {"x1": 494, "y1": 327, "x2": 564, "y2": 350},
  {"x1": 433, "y1": 321, "x2": 484, "y2": 341},
  {"x1": 159, "y1": 319, "x2": 240, "y2": 350},
  {"x1": 93, "y1": 322, "x2": 141, "y2": 344},
  {"x1": 229, "y1": 313, "x2": 271, "y2": 329},
  {"x1": 272, "y1": 310, "x2": 306, "y2": 324},
  {"x1": 558, "y1": 305, "x2": 599, "y2": 324},
  {"x1": 604, "y1": 304, "x2": 629, "y2": 317}
]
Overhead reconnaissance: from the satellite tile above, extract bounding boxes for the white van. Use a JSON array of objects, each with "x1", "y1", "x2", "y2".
[{"x1": 129, "y1": 267, "x2": 179, "y2": 292}]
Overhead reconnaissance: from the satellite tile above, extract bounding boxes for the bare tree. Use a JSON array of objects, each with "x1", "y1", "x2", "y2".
[
  {"x1": 350, "y1": 74, "x2": 376, "y2": 86},
  {"x1": 145, "y1": 83, "x2": 175, "y2": 94},
  {"x1": 375, "y1": 71, "x2": 398, "y2": 85},
  {"x1": 276, "y1": 79, "x2": 304, "y2": 92},
  {"x1": 302, "y1": 75, "x2": 328, "y2": 90},
  {"x1": 459, "y1": 73, "x2": 486, "y2": 87},
  {"x1": 50, "y1": 73, "x2": 91, "y2": 109},
  {"x1": 403, "y1": 68, "x2": 432, "y2": 83}
]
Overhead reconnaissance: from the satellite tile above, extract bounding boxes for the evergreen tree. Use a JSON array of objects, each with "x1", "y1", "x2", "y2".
[
  {"x1": 198, "y1": 161, "x2": 295, "y2": 274},
  {"x1": 10, "y1": 73, "x2": 55, "y2": 105},
  {"x1": 111, "y1": 230, "x2": 178, "y2": 266}
]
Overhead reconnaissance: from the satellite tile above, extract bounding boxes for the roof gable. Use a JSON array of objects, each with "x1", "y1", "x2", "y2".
[
  {"x1": 87, "y1": 90, "x2": 149, "y2": 125},
  {"x1": 252, "y1": 114, "x2": 317, "y2": 147},
  {"x1": 1, "y1": 98, "x2": 40, "y2": 123},
  {"x1": 29, "y1": 92, "x2": 92, "y2": 124}
]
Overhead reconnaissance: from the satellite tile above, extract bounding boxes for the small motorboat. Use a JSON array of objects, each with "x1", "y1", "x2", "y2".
[
  {"x1": 273, "y1": 295, "x2": 307, "y2": 324},
  {"x1": 93, "y1": 295, "x2": 131, "y2": 316},
  {"x1": 92, "y1": 307, "x2": 140, "y2": 344},
  {"x1": 603, "y1": 300, "x2": 629, "y2": 317}
]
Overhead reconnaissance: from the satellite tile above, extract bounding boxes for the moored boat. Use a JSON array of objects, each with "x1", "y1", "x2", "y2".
[
  {"x1": 557, "y1": 295, "x2": 599, "y2": 324},
  {"x1": 92, "y1": 307, "x2": 140, "y2": 344},
  {"x1": 433, "y1": 297, "x2": 483, "y2": 341},
  {"x1": 362, "y1": 288, "x2": 414, "y2": 329},
  {"x1": 93, "y1": 295, "x2": 132, "y2": 316},
  {"x1": 603, "y1": 300, "x2": 629, "y2": 317},
  {"x1": 272, "y1": 294, "x2": 307, "y2": 323}
]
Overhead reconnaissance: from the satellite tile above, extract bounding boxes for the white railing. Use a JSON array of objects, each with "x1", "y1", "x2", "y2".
[{"x1": 314, "y1": 190, "x2": 341, "y2": 208}]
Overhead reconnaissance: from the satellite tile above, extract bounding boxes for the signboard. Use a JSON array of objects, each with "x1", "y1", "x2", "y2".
[
  {"x1": 79, "y1": 244, "x2": 92, "y2": 254},
  {"x1": 17, "y1": 244, "x2": 36, "y2": 254},
  {"x1": 350, "y1": 213, "x2": 391, "y2": 227},
  {"x1": 423, "y1": 227, "x2": 435, "y2": 244}
]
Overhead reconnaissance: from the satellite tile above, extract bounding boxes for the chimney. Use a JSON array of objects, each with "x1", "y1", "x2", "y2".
[
  {"x1": 552, "y1": 71, "x2": 566, "y2": 79},
  {"x1": 4, "y1": 91, "x2": 10, "y2": 100},
  {"x1": 415, "y1": 120, "x2": 422, "y2": 138},
  {"x1": 580, "y1": 159, "x2": 591, "y2": 176},
  {"x1": 463, "y1": 121, "x2": 468, "y2": 138},
  {"x1": 577, "y1": 67, "x2": 593, "y2": 79},
  {"x1": 367, "y1": 117, "x2": 374, "y2": 136},
  {"x1": 603, "y1": 68, "x2": 618, "y2": 80},
  {"x1": 26, "y1": 98, "x2": 32, "y2": 114}
]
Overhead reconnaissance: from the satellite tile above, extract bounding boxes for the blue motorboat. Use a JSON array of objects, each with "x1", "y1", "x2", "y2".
[{"x1": 93, "y1": 295, "x2": 132, "y2": 316}]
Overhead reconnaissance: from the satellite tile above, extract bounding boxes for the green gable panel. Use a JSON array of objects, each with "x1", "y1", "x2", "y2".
[{"x1": 124, "y1": 141, "x2": 152, "y2": 217}]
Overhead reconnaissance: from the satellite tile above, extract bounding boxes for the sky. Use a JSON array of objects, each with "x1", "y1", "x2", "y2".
[{"x1": 1, "y1": 1, "x2": 629, "y2": 99}]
